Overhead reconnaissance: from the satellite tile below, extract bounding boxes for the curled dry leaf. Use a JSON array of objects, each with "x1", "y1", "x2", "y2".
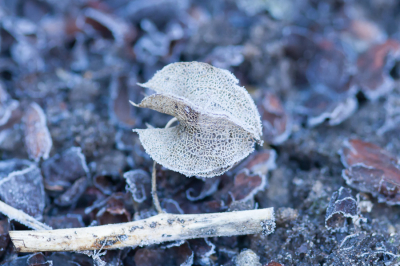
[
  {"x1": 90, "y1": 193, "x2": 132, "y2": 225},
  {"x1": 259, "y1": 93, "x2": 291, "y2": 145},
  {"x1": 340, "y1": 139, "x2": 400, "y2": 205},
  {"x1": 161, "y1": 198, "x2": 185, "y2": 214},
  {"x1": 325, "y1": 187, "x2": 359, "y2": 232},
  {"x1": 54, "y1": 177, "x2": 88, "y2": 207},
  {"x1": 42, "y1": 147, "x2": 89, "y2": 191},
  {"x1": 124, "y1": 169, "x2": 151, "y2": 204},
  {"x1": 0, "y1": 160, "x2": 45, "y2": 220},
  {"x1": 132, "y1": 62, "x2": 263, "y2": 177},
  {"x1": 298, "y1": 93, "x2": 358, "y2": 127},
  {"x1": 354, "y1": 39, "x2": 400, "y2": 100},
  {"x1": 27, "y1": 252, "x2": 52, "y2": 266},
  {"x1": 230, "y1": 169, "x2": 267, "y2": 202},
  {"x1": 23, "y1": 102, "x2": 52, "y2": 162},
  {"x1": 188, "y1": 238, "x2": 215, "y2": 266},
  {"x1": 186, "y1": 177, "x2": 220, "y2": 201},
  {"x1": 78, "y1": 8, "x2": 136, "y2": 46}
]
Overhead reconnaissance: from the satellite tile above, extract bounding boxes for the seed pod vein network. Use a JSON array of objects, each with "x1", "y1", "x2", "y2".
[{"x1": 131, "y1": 62, "x2": 263, "y2": 177}]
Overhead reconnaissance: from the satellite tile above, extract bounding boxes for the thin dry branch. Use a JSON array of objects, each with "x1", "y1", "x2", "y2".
[
  {"x1": 10, "y1": 208, "x2": 274, "y2": 253},
  {"x1": 151, "y1": 161, "x2": 163, "y2": 214},
  {"x1": 0, "y1": 200, "x2": 52, "y2": 230}
]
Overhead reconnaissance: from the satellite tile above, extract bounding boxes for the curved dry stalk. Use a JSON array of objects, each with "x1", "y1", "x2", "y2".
[
  {"x1": 164, "y1": 117, "x2": 178, "y2": 129},
  {"x1": 10, "y1": 208, "x2": 274, "y2": 253},
  {"x1": 151, "y1": 117, "x2": 178, "y2": 214},
  {"x1": 152, "y1": 161, "x2": 163, "y2": 214},
  {"x1": 0, "y1": 200, "x2": 51, "y2": 230}
]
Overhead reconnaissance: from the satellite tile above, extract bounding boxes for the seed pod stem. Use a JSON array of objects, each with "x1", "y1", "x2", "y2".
[{"x1": 152, "y1": 161, "x2": 163, "y2": 214}]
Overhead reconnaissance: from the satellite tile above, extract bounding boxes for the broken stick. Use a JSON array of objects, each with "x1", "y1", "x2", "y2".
[
  {"x1": 0, "y1": 200, "x2": 51, "y2": 230},
  {"x1": 10, "y1": 208, "x2": 275, "y2": 252}
]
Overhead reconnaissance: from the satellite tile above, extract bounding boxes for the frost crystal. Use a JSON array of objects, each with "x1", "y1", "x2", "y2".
[{"x1": 132, "y1": 62, "x2": 263, "y2": 177}]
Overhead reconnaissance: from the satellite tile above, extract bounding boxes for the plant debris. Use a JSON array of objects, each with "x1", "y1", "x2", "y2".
[
  {"x1": 325, "y1": 187, "x2": 359, "y2": 232},
  {"x1": 132, "y1": 62, "x2": 263, "y2": 177},
  {"x1": 340, "y1": 139, "x2": 400, "y2": 205},
  {"x1": 1, "y1": 0, "x2": 400, "y2": 265}
]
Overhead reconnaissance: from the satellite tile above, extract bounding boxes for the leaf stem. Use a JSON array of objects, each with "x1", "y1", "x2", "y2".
[
  {"x1": 152, "y1": 161, "x2": 163, "y2": 214},
  {"x1": 151, "y1": 117, "x2": 179, "y2": 213}
]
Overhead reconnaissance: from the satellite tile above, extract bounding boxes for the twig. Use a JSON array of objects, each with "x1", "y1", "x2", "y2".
[
  {"x1": 164, "y1": 117, "x2": 178, "y2": 128},
  {"x1": 0, "y1": 200, "x2": 52, "y2": 230},
  {"x1": 152, "y1": 161, "x2": 163, "y2": 214},
  {"x1": 10, "y1": 208, "x2": 275, "y2": 252}
]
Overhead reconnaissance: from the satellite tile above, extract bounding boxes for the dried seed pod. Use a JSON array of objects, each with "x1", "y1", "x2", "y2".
[{"x1": 132, "y1": 62, "x2": 263, "y2": 177}]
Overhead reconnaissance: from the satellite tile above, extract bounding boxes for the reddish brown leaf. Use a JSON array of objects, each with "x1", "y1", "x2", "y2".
[
  {"x1": 340, "y1": 139, "x2": 400, "y2": 205},
  {"x1": 230, "y1": 169, "x2": 266, "y2": 202},
  {"x1": 259, "y1": 93, "x2": 291, "y2": 145},
  {"x1": 354, "y1": 39, "x2": 400, "y2": 100},
  {"x1": 325, "y1": 187, "x2": 358, "y2": 232},
  {"x1": 238, "y1": 149, "x2": 276, "y2": 177},
  {"x1": 265, "y1": 262, "x2": 284, "y2": 266},
  {"x1": 88, "y1": 193, "x2": 132, "y2": 225}
]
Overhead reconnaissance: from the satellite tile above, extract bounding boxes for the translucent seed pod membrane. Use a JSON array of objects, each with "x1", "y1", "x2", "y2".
[{"x1": 131, "y1": 62, "x2": 263, "y2": 177}]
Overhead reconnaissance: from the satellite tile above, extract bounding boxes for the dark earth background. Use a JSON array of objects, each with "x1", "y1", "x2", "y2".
[{"x1": 1, "y1": 0, "x2": 400, "y2": 265}]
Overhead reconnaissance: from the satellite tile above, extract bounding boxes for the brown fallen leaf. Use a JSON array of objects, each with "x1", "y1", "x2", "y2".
[
  {"x1": 354, "y1": 39, "x2": 400, "y2": 100},
  {"x1": 340, "y1": 139, "x2": 400, "y2": 205},
  {"x1": 230, "y1": 169, "x2": 267, "y2": 202},
  {"x1": 23, "y1": 102, "x2": 52, "y2": 162},
  {"x1": 325, "y1": 187, "x2": 359, "y2": 232},
  {"x1": 259, "y1": 92, "x2": 291, "y2": 145}
]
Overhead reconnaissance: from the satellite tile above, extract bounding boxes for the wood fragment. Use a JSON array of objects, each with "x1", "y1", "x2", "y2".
[
  {"x1": 0, "y1": 200, "x2": 51, "y2": 230},
  {"x1": 10, "y1": 208, "x2": 274, "y2": 252}
]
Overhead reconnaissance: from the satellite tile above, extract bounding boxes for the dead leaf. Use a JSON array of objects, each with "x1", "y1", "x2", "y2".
[{"x1": 23, "y1": 102, "x2": 52, "y2": 162}]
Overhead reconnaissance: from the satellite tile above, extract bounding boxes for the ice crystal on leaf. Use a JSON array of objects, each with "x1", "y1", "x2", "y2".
[{"x1": 132, "y1": 62, "x2": 263, "y2": 177}]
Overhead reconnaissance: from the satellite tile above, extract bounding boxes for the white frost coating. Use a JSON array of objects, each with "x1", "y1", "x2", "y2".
[{"x1": 133, "y1": 62, "x2": 263, "y2": 177}]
